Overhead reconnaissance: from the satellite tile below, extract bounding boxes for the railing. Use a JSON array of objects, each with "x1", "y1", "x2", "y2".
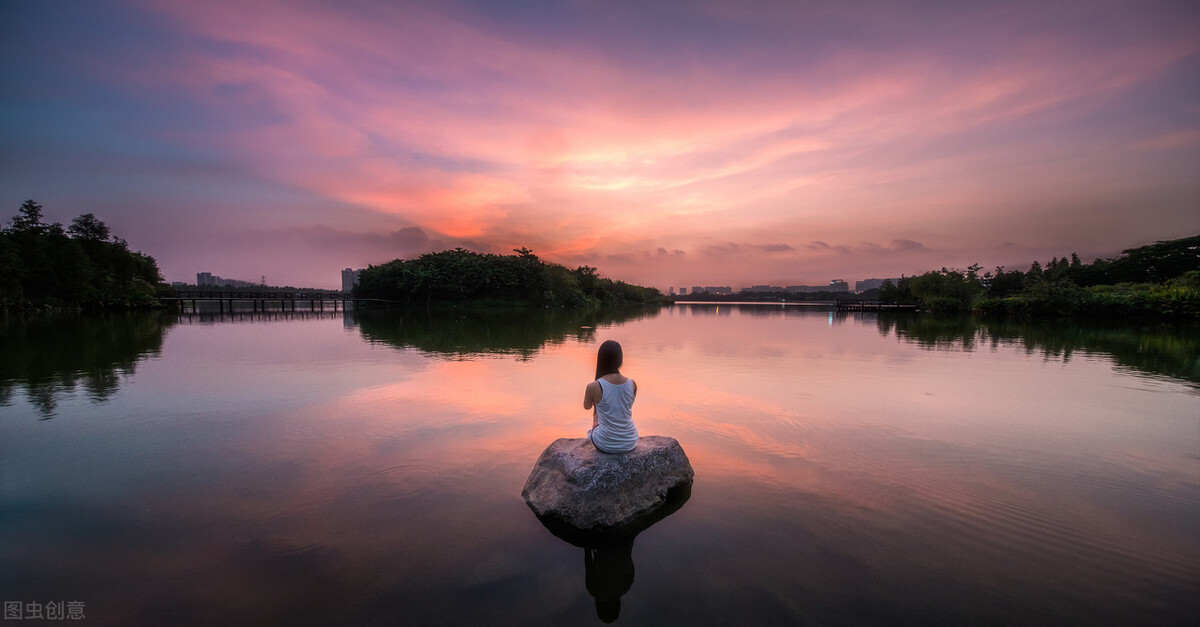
[
  {"x1": 165, "y1": 290, "x2": 351, "y2": 300},
  {"x1": 834, "y1": 300, "x2": 918, "y2": 311},
  {"x1": 161, "y1": 290, "x2": 356, "y2": 313}
]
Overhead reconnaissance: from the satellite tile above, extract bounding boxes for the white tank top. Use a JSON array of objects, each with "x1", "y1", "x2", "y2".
[{"x1": 592, "y1": 378, "x2": 638, "y2": 453}]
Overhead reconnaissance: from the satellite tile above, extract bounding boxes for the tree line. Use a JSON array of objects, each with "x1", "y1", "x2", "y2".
[
  {"x1": 878, "y1": 234, "x2": 1200, "y2": 319},
  {"x1": 354, "y1": 247, "x2": 665, "y2": 308},
  {"x1": 0, "y1": 200, "x2": 166, "y2": 312}
]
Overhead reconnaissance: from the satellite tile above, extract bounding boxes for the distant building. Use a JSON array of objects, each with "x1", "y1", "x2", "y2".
[
  {"x1": 784, "y1": 280, "x2": 849, "y2": 293},
  {"x1": 741, "y1": 285, "x2": 780, "y2": 293},
  {"x1": 855, "y1": 278, "x2": 902, "y2": 292},
  {"x1": 678, "y1": 287, "x2": 688, "y2": 295},
  {"x1": 171, "y1": 281, "x2": 187, "y2": 289},
  {"x1": 691, "y1": 286, "x2": 732, "y2": 295},
  {"x1": 669, "y1": 286, "x2": 675, "y2": 296},
  {"x1": 342, "y1": 268, "x2": 363, "y2": 292},
  {"x1": 197, "y1": 272, "x2": 256, "y2": 288}
]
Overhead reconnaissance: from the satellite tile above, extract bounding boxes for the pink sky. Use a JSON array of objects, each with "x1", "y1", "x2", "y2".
[{"x1": 2, "y1": 0, "x2": 1198, "y2": 289}]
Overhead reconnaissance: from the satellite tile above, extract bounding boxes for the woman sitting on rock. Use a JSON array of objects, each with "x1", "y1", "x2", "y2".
[{"x1": 584, "y1": 340, "x2": 639, "y2": 454}]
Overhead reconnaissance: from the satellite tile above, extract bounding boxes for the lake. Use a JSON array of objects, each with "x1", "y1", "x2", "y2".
[{"x1": 2, "y1": 305, "x2": 1197, "y2": 625}]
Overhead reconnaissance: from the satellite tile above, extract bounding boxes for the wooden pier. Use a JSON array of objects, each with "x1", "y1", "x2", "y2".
[
  {"x1": 834, "y1": 300, "x2": 919, "y2": 312},
  {"x1": 162, "y1": 290, "x2": 358, "y2": 314}
]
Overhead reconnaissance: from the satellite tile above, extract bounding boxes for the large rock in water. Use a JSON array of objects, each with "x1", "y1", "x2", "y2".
[{"x1": 522, "y1": 436, "x2": 694, "y2": 530}]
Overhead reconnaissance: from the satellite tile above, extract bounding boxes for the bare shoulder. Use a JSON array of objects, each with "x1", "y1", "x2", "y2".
[{"x1": 584, "y1": 380, "x2": 602, "y2": 409}]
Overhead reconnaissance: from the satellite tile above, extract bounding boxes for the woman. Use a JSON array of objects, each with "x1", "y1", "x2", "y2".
[{"x1": 583, "y1": 340, "x2": 639, "y2": 454}]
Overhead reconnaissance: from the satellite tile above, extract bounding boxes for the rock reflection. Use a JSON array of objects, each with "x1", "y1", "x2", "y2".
[
  {"x1": 0, "y1": 312, "x2": 174, "y2": 418},
  {"x1": 532, "y1": 484, "x2": 691, "y2": 622},
  {"x1": 353, "y1": 305, "x2": 661, "y2": 359},
  {"x1": 876, "y1": 313, "x2": 1200, "y2": 384}
]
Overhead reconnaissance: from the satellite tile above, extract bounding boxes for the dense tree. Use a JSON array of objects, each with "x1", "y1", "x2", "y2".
[
  {"x1": 1102, "y1": 235, "x2": 1200, "y2": 284},
  {"x1": 68, "y1": 213, "x2": 111, "y2": 241},
  {"x1": 354, "y1": 248, "x2": 663, "y2": 308},
  {"x1": 878, "y1": 234, "x2": 1200, "y2": 319},
  {"x1": 0, "y1": 200, "x2": 166, "y2": 311},
  {"x1": 10, "y1": 200, "x2": 48, "y2": 233},
  {"x1": 984, "y1": 266, "x2": 1025, "y2": 299}
]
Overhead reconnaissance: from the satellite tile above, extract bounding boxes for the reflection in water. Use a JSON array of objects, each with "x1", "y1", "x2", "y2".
[
  {"x1": 172, "y1": 310, "x2": 350, "y2": 325},
  {"x1": 876, "y1": 313, "x2": 1200, "y2": 384},
  {"x1": 532, "y1": 485, "x2": 691, "y2": 623},
  {"x1": 0, "y1": 312, "x2": 174, "y2": 418},
  {"x1": 353, "y1": 306, "x2": 661, "y2": 358},
  {"x1": 586, "y1": 539, "x2": 634, "y2": 623},
  {"x1": 4, "y1": 304, "x2": 1196, "y2": 624}
]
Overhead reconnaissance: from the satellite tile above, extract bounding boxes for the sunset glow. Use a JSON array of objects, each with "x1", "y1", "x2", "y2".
[{"x1": 2, "y1": 0, "x2": 1197, "y2": 288}]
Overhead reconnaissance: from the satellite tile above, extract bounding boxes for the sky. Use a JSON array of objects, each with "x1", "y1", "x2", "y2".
[{"x1": 2, "y1": 0, "x2": 1198, "y2": 290}]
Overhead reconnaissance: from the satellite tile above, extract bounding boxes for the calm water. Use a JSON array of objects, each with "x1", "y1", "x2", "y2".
[{"x1": 2, "y1": 305, "x2": 1197, "y2": 625}]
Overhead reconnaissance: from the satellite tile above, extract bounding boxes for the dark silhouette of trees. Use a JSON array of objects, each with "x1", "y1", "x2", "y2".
[
  {"x1": 0, "y1": 200, "x2": 166, "y2": 311},
  {"x1": 354, "y1": 247, "x2": 664, "y2": 308},
  {"x1": 879, "y1": 234, "x2": 1200, "y2": 319},
  {"x1": 12, "y1": 200, "x2": 46, "y2": 232},
  {"x1": 68, "y1": 213, "x2": 111, "y2": 241}
]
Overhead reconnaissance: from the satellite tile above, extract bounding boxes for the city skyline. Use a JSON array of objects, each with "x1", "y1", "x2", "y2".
[
  {"x1": 181, "y1": 266, "x2": 890, "y2": 294},
  {"x1": 3, "y1": 1, "x2": 1198, "y2": 290}
]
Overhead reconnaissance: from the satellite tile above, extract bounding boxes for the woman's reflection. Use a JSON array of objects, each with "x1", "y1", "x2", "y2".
[
  {"x1": 585, "y1": 537, "x2": 635, "y2": 622},
  {"x1": 532, "y1": 483, "x2": 691, "y2": 622}
]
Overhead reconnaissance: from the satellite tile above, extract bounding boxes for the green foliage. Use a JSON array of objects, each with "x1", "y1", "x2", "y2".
[
  {"x1": 888, "y1": 234, "x2": 1200, "y2": 320},
  {"x1": 878, "y1": 265, "x2": 984, "y2": 312},
  {"x1": 354, "y1": 247, "x2": 664, "y2": 308},
  {"x1": 1104, "y1": 235, "x2": 1200, "y2": 284},
  {"x1": 0, "y1": 200, "x2": 166, "y2": 311},
  {"x1": 976, "y1": 281, "x2": 1200, "y2": 320}
]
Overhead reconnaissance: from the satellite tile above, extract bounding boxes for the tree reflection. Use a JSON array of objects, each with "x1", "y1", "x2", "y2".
[
  {"x1": 352, "y1": 306, "x2": 662, "y2": 359},
  {"x1": 0, "y1": 312, "x2": 174, "y2": 418},
  {"x1": 876, "y1": 314, "x2": 1200, "y2": 384}
]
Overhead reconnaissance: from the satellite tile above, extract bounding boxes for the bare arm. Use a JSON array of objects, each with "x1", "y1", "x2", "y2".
[{"x1": 583, "y1": 381, "x2": 601, "y2": 427}]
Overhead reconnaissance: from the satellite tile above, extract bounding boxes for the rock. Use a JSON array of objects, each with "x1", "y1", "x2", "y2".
[{"x1": 521, "y1": 436, "x2": 694, "y2": 530}]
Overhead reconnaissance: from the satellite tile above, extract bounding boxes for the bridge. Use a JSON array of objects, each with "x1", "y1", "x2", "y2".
[
  {"x1": 163, "y1": 290, "x2": 362, "y2": 313},
  {"x1": 834, "y1": 299, "x2": 918, "y2": 312}
]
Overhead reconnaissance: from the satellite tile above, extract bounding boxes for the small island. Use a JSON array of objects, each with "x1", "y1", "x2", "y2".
[{"x1": 354, "y1": 247, "x2": 666, "y2": 308}]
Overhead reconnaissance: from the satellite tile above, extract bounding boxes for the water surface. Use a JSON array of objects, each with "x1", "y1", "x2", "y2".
[{"x1": 2, "y1": 305, "x2": 1197, "y2": 625}]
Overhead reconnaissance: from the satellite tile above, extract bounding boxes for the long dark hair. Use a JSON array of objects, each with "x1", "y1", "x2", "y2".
[{"x1": 595, "y1": 340, "x2": 623, "y2": 380}]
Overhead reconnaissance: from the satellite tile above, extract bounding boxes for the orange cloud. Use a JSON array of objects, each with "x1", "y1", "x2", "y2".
[{"x1": 131, "y1": 0, "x2": 1200, "y2": 286}]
